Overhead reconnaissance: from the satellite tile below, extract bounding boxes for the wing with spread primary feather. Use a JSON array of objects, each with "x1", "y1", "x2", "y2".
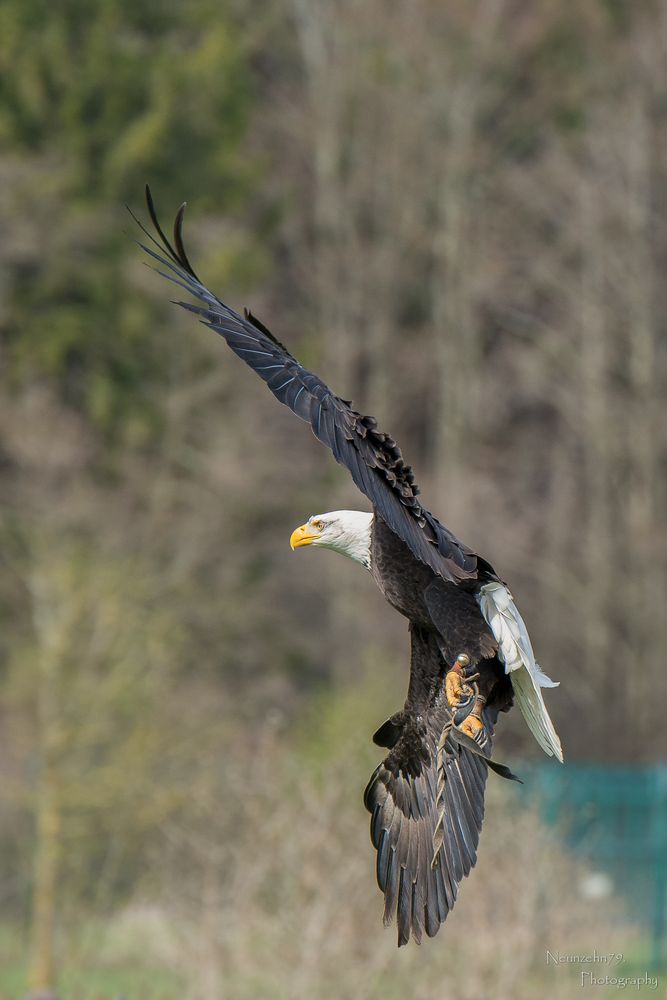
[{"x1": 133, "y1": 187, "x2": 478, "y2": 585}]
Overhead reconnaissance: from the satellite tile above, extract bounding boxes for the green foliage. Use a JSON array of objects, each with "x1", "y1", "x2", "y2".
[
  {"x1": 0, "y1": 0, "x2": 262, "y2": 445},
  {"x1": 0, "y1": 0, "x2": 254, "y2": 203}
]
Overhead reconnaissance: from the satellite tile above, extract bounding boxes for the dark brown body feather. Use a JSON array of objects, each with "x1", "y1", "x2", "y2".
[{"x1": 367, "y1": 515, "x2": 512, "y2": 943}]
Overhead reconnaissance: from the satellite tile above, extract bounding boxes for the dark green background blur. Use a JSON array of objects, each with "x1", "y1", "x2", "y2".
[{"x1": 1, "y1": 1, "x2": 665, "y2": 997}]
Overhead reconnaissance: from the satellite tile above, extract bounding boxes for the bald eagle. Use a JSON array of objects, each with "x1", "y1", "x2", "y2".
[{"x1": 135, "y1": 187, "x2": 563, "y2": 946}]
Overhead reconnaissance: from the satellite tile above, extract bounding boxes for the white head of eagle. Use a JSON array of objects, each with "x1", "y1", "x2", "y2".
[{"x1": 290, "y1": 510, "x2": 373, "y2": 570}]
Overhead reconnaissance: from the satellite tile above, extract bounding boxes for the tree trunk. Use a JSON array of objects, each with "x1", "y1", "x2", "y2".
[
  {"x1": 27, "y1": 751, "x2": 61, "y2": 1000},
  {"x1": 26, "y1": 570, "x2": 64, "y2": 1000}
]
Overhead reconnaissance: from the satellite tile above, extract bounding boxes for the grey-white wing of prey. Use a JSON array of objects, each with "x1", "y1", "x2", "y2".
[{"x1": 477, "y1": 582, "x2": 564, "y2": 761}]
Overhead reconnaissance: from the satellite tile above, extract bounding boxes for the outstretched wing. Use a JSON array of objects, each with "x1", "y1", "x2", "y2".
[
  {"x1": 134, "y1": 187, "x2": 477, "y2": 584},
  {"x1": 363, "y1": 625, "x2": 491, "y2": 945}
]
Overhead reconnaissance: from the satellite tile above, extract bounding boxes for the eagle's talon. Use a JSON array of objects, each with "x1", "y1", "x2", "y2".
[
  {"x1": 459, "y1": 714, "x2": 483, "y2": 738},
  {"x1": 453, "y1": 703, "x2": 474, "y2": 726},
  {"x1": 458, "y1": 713, "x2": 490, "y2": 750},
  {"x1": 457, "y1": 689, "x2": 491, "y2": 750}
]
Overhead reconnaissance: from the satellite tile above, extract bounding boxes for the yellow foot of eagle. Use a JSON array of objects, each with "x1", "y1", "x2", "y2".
[
  {"x1": 445, "y1": 653, "x2": 479, "y2": 716},
  {"x1": 458, "y1": 696, "x2": 490, "y2": 751}
]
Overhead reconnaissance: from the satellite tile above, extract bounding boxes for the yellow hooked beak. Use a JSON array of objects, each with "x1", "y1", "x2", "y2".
[{"x1": 290, "y1": 522, "x2": 321, "y2": 550}]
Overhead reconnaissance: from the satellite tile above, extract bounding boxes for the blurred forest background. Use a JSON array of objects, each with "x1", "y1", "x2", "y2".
[{"x1": 0, "y1": 0, "x2": 666, "y2": 997}]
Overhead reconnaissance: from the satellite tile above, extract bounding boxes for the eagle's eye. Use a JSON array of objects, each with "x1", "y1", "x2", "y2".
[{"x1": 314, "y1": 519, "x2": 325, "y2": 531}]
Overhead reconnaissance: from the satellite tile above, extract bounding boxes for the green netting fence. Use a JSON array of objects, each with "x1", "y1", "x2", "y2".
[{"x1": 520, "y1": 762, "x2": 667, "y2": 968}]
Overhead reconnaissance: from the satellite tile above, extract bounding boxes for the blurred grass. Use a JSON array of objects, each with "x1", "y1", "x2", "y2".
[
  {"x1": 0, "y1": 921, "x2": 185, "y2": 1000},
  {"x1": 0, "y1": 926, "x2": 658, "y2": 1000}
]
